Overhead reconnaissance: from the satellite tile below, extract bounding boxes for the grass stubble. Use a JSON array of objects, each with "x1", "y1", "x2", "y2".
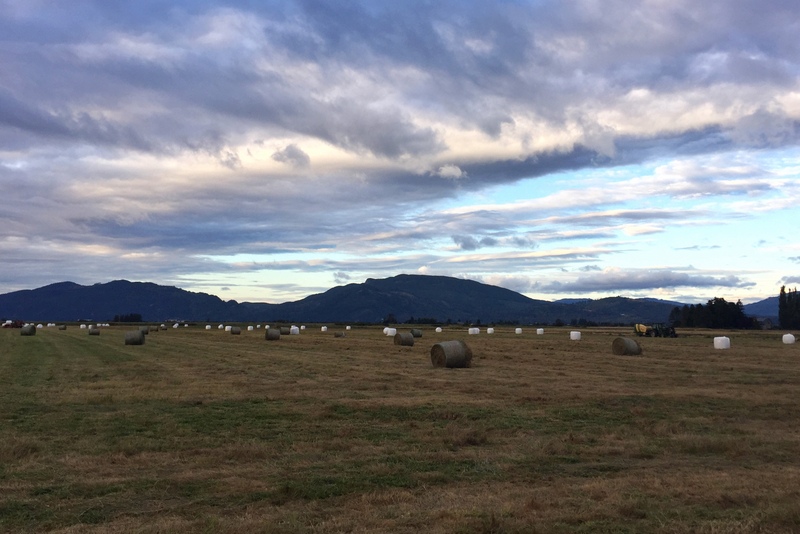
[{"x1": 1, "y1": 325, "x2": 800, "y2": 533}]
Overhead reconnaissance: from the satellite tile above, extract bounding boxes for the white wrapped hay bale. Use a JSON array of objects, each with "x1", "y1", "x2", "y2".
[
  {"x1": 537, "y1": 328, "x2": 544, "y2": 335},
  {"x1": 321, "y1": 326, "x2": 328, "y2": 332},
  {"x1": 290, "y1": 326, "x2": 300, "y2": 335},
  {"x1": 205, "y1": 325, "x2": 212, "y2": 330},
  {"x1": 486, "y1": 327, "x2": 494, "y2": 334},
  {"x1": 714, "y1": 336, "x2": 731, "y2": 349},
  {"x1": 225, "y1": 325, "x2": 232, "y2": 332},
  {"x1": 468, "y1": 327, "x2": 480, "y2": 335},
  {"x1": 515, "y1": 328, "x2": 522, "y2": 334},
  {"x1": 435, "y1": 327, "x2": 442, "y2": 333},
  {"x1": 570, "y1": 331, "x2": 581, "y2": 341},
  {"x1": 247, "y1": 326, "x2": 254, "y2": 331},
  {"x1": 783, "y1": 334, "x2": 796, "y2": 344},
  {"x1": 385, "y1": 327, "x2": 397, "y2": 336}
]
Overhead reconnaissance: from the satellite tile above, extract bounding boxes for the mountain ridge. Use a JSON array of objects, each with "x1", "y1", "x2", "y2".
[{"x1": 0, "y1": 275, "x2": 777, "y2": 324}]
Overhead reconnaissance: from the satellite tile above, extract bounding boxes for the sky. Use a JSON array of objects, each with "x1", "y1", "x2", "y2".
[{"x1": 1, "y1": 0, "x2": 799, "y2": 306}]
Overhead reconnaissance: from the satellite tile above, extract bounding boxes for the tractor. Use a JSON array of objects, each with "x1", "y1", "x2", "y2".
[{"x1": 634, "y1": 323, "x2": 677, "y2": 338}]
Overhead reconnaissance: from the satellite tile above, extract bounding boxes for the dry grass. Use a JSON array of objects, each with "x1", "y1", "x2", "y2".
[{"x1": 1, "y1": 325, "x2": 799, "y2": 532}]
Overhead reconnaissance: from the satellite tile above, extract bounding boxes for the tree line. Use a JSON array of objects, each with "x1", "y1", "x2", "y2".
[
  {"x1": 779, "y1": 286, "x2": 800, "y2": 329},
  {"x1": 669, "y1": 297, "x2": 759, "y2": 329}
]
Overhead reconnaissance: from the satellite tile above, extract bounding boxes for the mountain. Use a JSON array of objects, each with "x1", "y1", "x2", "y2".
[
  {"x1": 743, "y1": 296, "x2": 778, "y2": 319},
  {"x1": 0, "y1": 274, "x2": 753, "y2": 325}
]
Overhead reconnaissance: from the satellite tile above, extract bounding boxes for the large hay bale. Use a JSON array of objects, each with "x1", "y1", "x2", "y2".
[
  {"x1": 394, "y1": 332, "x2": 414, "y2": 346},
  {"x1": 20, "y1": 324, "x2": 36, "y2": 336},
  {"x1": 265, "y1": 328, "x2": 281, "y2": 341},
  {"x1": 430, "y1": 340, "x2": 473, "y2": 368},
  {"x1": 125, "y1": 331, "x2": 146, "y2": 346},
  {"x1": 88, "y1": 327, "x2": 100, "y2": 336},
  {"x1": 410, "y1": 328, "x2": 423, "y2": 338},
  {"x1": 612, "y1": 337, "x2": 642, "y2": 356},
  {"x1": 230, "y1": 326, "x2": 241, "y2": 335},
  {"x1": 139, "y1": 326, "x2": 150, "y2": 335},
  {"x1": 334, "y1": 332, "x2": 346, "y2": 338},
  {"x1": 58, "y1": 325, "x2": 67, "y2": 331},
  {"x1": 280, "y1": 326, "x2": 290, "y2": 335}
]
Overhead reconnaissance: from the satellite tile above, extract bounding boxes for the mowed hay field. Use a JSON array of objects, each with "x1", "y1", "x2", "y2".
[{"x1": 2, "y1": 326, "x2": 800, "y2": 533}]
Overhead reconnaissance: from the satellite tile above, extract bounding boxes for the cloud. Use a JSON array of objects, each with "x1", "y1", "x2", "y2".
[
  {"x1": 436, "y1": 164, "x2": 466, "y2": 180},
  {"x1": 536, "y1": 268, "x2": 755, "y2": 294},
  {"x1": 272, "y1": 144, "x2": 311, "y2": 168}
]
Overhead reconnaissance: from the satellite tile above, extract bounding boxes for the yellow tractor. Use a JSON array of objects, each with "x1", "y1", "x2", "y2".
[{"x1": 634, "y1": 323, "x2": 677, "y2": 337}]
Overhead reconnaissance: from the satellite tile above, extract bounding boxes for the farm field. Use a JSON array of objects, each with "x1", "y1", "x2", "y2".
[{"x1": 2, "y1": 324, "x2": 800, "y2": 533}]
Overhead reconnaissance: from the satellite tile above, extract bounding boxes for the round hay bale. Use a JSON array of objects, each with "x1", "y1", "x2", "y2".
[
  {"x1": 394, "y1": 332, "x2": 414, "y2": 346},
  {"x1": 346, "y1": 325, "x2": 352, "y2": 330},
  {"x1": 334, "y1": 332, "x2": 346, "y2": 338},
  {"x1": 410, "y1": 328, "x2": 423, "y2": 338},
  {"x1": 536, "y1": 328, "x2": 544, "y2": 335},
  {"x1": 230, "y1": 326, "x2": 241, "y2": 335},
  {"x1": 88, "y1": 327, "x2": 100, "y2": 336},
  {"x1": 205, "y1": 325, "x2": 212, "y2": 330},
  {"x1": 486, "y1": 327, "x2": 495, "y2": 334},
  {"x1": 430, "y1": 340, "x2": 473, "y2": 368},
  {"x1": 20, "y1": 324, "x2": 36, "y2": 336},
  {"x1": 247, "y1": 325, "x2": 254, "y2": 331},
  {"x1": 160, "y1": 324, "x2": 167, "y2": 330},
  {"x1": 612, "y1": 337, "x2": 642, "y2": 356},
  {"x1": 515, "y1": 328, "x2": 522, "y2": 334},
  {"x1": 570, "y1": 331, "x2": 581, "y2": 341},
  {"x1": 139, "y1": 326, "x2": 150, "y2": 335},
  {"x1": 125, "y1": 330, "x2": 146, "y2": 346},
  {"x1": 321, "y1": 326, "x2": 328, "y2": 332},
  {"x1": 265, "y1": 328, "x2": 281, "y2": 341},
  {"x1": 783, "y1": 333, "x2": 796, "y2": 344},
  {"x1": 435, "y1": 327, "x2": 442, "y2": 333},
  {"x1": 714, "y1": 336, "x2": 730, "y2": 349},
  {"x1": 280, "y1": 326, "x2": 291, "y2": 335},
  {"x1": 468, "y1": 327, "x2": 480, "y2": 335},
  {"x1": 290, "y1": 326, "x2": 300, "y2": 335},
  {"x1": 58, "y1": 325, "x2": 67, "y2": 331},
  {"x1": 385, "y1": 327, "x2": 397, "y2": 336}
]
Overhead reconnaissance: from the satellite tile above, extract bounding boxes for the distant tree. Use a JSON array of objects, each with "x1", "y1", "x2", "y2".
[
  {"x1": 779, "y1": 286, "x2": 800, "y2": 329},
  {"x1": 669, "y1": 298, "x2": 758, "y2": 329},
  {"x1": 383, "y1": 313, "x2": 397, "y2": 326},
  {"x1": 113, "y1": 313, "x2": 142, "y2": 323}
]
